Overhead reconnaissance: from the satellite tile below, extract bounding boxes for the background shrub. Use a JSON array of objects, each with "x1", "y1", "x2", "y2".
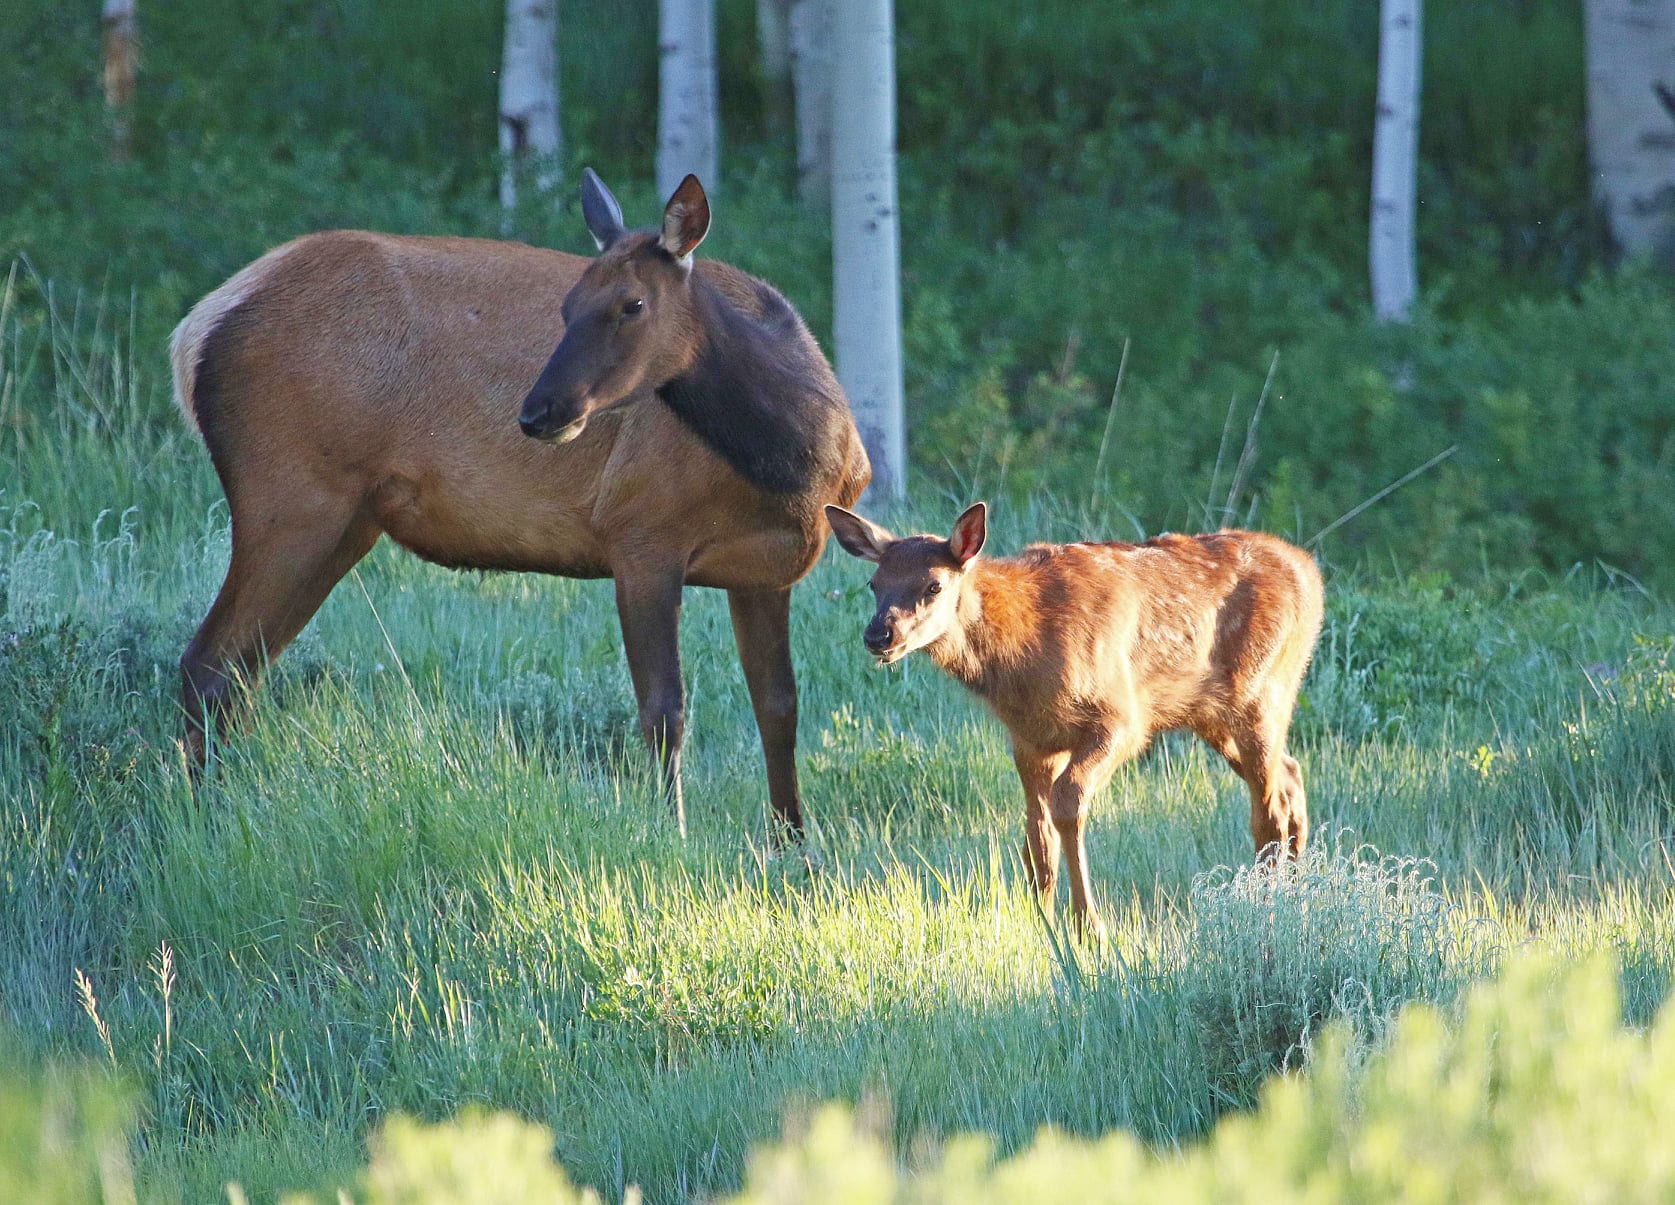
[
  {"x1": 2, "y1": 953, "x2": 1645, "y2": 1203},
  {"x1": 3, "y1": 0, "x2": 1669, "y2": 584}
]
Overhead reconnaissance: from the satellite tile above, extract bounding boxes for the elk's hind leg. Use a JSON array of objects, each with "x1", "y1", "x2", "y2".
[
  {"x1": 1255, "y1": 702, "x2": 1310, "y2": 857},
  {"x1": 181, "y1": 503, "x2": 379, "y2": 767},
  {"x1": 1276, "y1": 751, "x2": 1308, "y2": 854},
  {"x1": 1219, "y1": 722, "x2": 1308, "y2": 861}
]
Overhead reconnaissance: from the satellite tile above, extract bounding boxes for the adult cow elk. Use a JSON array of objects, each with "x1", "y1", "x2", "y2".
[
  {"x1": 827, "y1": 503, "x2": 1323, "y2": 938},
  {"x1": 171, "y1": 170, "x2": 870, "y2": 838}
]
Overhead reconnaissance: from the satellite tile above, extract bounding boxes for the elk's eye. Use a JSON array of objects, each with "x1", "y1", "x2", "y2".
[
  {"x1": 622, "y1": 298, "x2": 645, "y2": 317},
  {"x1": 925, "y1": 581, "x2": 942, "y2": 598}
]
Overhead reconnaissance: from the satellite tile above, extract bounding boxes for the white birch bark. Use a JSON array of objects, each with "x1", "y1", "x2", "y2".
[
  {"x1": 831, "y1": 0, "x2": 905, "y2": 501},
  {"x1": 499, "y1": 0, "x2": 562, "y2": 213},
  {"x1": 101, "y1": 0, "x2": 137, "y2": 161},
  {"x1": 1584, "y1": 0, "x2": 1675, "y2": 259},
  {"x1": 790, "y1": 0, "x2": 833, "y2": 207},
  {"x1": 658, "y1": 0, "x2": 719, "y2": 199},
  {"x1": 1370, "y1": 0, "x2": 1422, "y2": 321}
]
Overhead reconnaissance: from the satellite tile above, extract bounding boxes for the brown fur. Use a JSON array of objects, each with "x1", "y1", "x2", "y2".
[
  {"x1": 827, "y1": 504, "x2": 1323, "y2": 938},
  {"x1": 173, "y1": 176, "x2": 869, "y2": 840}
]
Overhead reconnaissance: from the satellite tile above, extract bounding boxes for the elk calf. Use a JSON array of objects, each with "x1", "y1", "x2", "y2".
[{"x1": 826, "y1": 503, "x2": 1324, "y2": 938}]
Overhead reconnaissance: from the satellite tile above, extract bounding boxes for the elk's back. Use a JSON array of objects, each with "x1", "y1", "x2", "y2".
[
  {"x1": 992, "y1": 531, "x2": 1321, "y2": 739},
  {"x1": 170, "y1": 232, "x2": 866, "y2": 588}
]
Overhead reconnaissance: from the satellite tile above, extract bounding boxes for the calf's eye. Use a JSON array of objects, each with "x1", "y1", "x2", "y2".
[{"x1": 925, "y1": 581, "x2": 942, "y2": 598}]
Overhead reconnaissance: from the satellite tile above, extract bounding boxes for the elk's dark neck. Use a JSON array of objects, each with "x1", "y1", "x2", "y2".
[{"x1": 655, "y1": 276, "x2": 836, "y2": 495}]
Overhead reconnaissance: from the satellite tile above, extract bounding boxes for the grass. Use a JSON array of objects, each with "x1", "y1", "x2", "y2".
[{"x1": 2, "y1": 309, "x2": 1673, "y2": 1202}]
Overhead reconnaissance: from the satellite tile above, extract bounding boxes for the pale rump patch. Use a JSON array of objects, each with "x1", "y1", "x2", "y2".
[{"x1": 168, "y1": 240, "x2": 302, "y2": 432}]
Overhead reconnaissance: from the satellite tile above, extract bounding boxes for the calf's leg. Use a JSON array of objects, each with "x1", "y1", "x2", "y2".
[
  {"x1": 1048, "y1": 728, "x2": 1137, "y2": 942},
  {"x1": 1231, "y1": 724, "x2": 1307, "y2": 861},
  {"x1": 1013, "y1": 744, "x2": 1067, "y2": 910}
]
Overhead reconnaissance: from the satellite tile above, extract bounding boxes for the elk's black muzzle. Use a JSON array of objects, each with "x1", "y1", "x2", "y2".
[
  {"x1": 518, "y1": 371, "x2": 575, "y2": 440},
  {"x1": 518, "y1": 328, "x2": 593, "y2": 440},
  {"x1": 518, "y1": 403, "x2": 551, "y2": 439}
]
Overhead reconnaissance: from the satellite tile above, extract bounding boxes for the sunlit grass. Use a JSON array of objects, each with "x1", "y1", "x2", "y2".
[{"x1": 3, "y1": 315, "x2": 1673, "y2": 1201}]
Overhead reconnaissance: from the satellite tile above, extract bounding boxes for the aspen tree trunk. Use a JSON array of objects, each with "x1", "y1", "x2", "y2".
[
  {"x1": 500, "y1": 0, "x2": 562, "y2": 215},
  {"x1": 1370, "y1": 0, "x2": 1421, "y2": 321},
  {"x1": 790, "y1": 0, "x2": 833, "y2": 207},
  {"x1": 101, "y1": 0, "x2": 137, "y2": 161},
  {"x1": 1584, "y1": 0, "x2": 1675, "y2": 260},
  {"x1": 658, "y1": 0, "x2": 719, "y2": 199},
  {"x1": 758, "y1": 0, "x2": 794, "y2": 141},
  {"x1": 831, "y1": 0, "x2": 905, "y2": 501}
]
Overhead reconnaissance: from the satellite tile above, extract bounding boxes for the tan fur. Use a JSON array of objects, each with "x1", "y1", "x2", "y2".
[
  {"x1": 831, "y1": 508, "x2": 1323, "y2": 938},
  {"x1": 175, "y1": 191, "x2": 869, "y2": 841},
  {"x1": 169, "y1": 239, "x2": 304, "y2": 433}
]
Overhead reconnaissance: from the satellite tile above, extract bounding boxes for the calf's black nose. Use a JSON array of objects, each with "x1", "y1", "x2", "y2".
[{"x1": 863, "y1": 618, "x2": 893, "y2": 651}]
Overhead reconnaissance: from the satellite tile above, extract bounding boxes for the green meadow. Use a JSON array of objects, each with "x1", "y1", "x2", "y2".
[{"x1": 3, "y1": 293, "x2": 1672, "y2": 1199}]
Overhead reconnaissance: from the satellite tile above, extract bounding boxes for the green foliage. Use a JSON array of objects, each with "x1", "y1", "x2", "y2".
[
  {"x1": 1300, "y1": 577, "x2": 1493, "y2": 740},
  {"x1": 9, "y1": 953, "x2": 1651, "y2": 1203},
  {"x1": 2, "y1": 0, "x2": 1666, "y2": 583},
  {"x1": 0, "y1": 297, "x2": 1671, "y2": 1197},
  {"x1": 0, "y1": 1044, "x2": 133, "y2": 1205},
  {"x1": 1611, "y1": 633, "x2": 1675, "y2": 713},
  {"x1": 718, "y1": 954, "x2": 1675, "y2": 1203}
]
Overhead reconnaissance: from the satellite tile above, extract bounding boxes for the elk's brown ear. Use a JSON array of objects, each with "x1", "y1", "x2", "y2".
[
  {"x1": 825, "y1": 505, "x2": 892, "y2": 563},
  {"x1": 580, "y1": 168, "x2": 626, "y2": 251},
  {"x1": 660, "y1": 174, "x2": 711, "y2": 264},
  {"x1": 948, "y1": 502, "x2": 988, "y2": 564}
]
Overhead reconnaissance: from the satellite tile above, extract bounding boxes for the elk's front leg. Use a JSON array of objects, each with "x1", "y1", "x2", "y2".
[
  {"x1": 1013, "y1": 743, "x2": 1068, "y2": 910},
  {"x1": 728, "y1": 586, "x2": 805, "y2": 843},
  {"x1": 615, "y1": 570, "x2": 687, "y2": 837},
  {"x1": 1049, "y1": 727, "x2": 1132, "y2": 942}
]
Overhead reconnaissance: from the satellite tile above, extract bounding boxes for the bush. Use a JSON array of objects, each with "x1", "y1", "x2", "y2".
[
  {"x1": 353, "y1": 1111, "x2": 600, "y2": 1205},
  {"x1": 100, "y1": 952, "x2": 1660, "y2": 1202},
  {"x1": 722, "y1": 955, "x2": 1675, "y2": 1202},
  {"x1": 0, "y1": 1044, "x2": 133, "y2": 1205},
  {"x1": 3, "y1": 0, "x2": 1670, "y2": 587},
  {"x1": 1178, "y1": 842, "x2": 1485, "y2": 1105}
]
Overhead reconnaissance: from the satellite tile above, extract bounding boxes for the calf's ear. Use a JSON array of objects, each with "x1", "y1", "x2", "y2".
[
  {"x1": 948, "y1": 502, "x2": 988, "y2": 564},
  {"x1": 825, "y1": 505, "x2": 893, "y2": 563}
]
